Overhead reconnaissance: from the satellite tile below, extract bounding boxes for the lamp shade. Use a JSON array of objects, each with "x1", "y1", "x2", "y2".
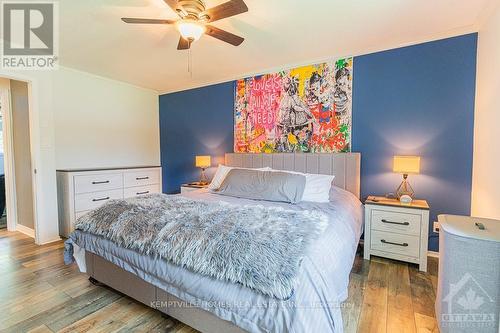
[
  {"x1": 393, "y1": 156, "x2": 420, "y2": 174},
  {"x1": 195, "y1": 155, "x2": 211, "y2": 168}
]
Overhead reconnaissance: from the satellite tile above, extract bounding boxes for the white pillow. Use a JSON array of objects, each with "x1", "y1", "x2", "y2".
[
  {"x1": 302, "y1": 173, "x2": 335, "y2": 203},
  {"x1": 269, "y1": 169, "x2": 334, "y2": 203},
  {"x1": 208, "y1": 164, "x2": 272, "y2": 190}
]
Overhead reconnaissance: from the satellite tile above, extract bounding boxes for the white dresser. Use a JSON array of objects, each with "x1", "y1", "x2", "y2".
[
  {"x1": 57, "y1": 166, "x2": 162, "y2": 237},
  {"x1": 364, "y1": 196, "x2": 430, "y2": 272}
]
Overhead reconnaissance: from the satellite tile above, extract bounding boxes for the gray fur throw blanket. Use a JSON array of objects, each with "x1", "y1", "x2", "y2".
[{"x1": 72, "y1": 194, "x2": 328, "y2": 299}]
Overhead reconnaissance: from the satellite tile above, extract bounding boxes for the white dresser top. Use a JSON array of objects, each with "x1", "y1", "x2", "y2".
[
  {"x1": 438, "y1": 214, "x2": 500, "y2": 242},
  {"x1": 57, "y1": 166, "x2": 161, "y2": 173}
]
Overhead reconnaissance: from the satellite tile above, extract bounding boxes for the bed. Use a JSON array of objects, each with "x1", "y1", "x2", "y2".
[{"x1": 68, "y1": 153, "x2": 363, "y2": 333}]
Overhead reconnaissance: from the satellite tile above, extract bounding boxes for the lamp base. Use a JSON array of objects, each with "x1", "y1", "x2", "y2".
[
  {"x1": 396, "y1": 174, "x2": 415, "y2": 199},
  {"x1": 188, "y1": 181, "x2": 209, "y2": 186},
  {"x1": 198, "y1": 167, "x2": 208, "y2": 185}
]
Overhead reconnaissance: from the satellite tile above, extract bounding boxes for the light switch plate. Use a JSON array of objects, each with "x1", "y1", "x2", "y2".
[{"x1": 433, "y1": 221, "x2": 440, "y2": 233}]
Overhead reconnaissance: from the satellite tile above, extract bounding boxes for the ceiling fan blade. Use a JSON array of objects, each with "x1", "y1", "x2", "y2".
[
  {"x1": 163, "y1": 0, "x2": 178, "y2": 11},
  {"x1": 121, "y1": 18, "x2": 175, "y2": 24},
  {"x1": 177, "y1": 36, "x2": 191, "y2": 50},
  {"x1": 163, "y1": 0, "x2": 186, "y2": 17},
  {"x1": 203, "y1": 0, "x2": 248, "y2": 23},
  {"x1": 205, "y1": 25, "x2": 244, "y2": 46}
]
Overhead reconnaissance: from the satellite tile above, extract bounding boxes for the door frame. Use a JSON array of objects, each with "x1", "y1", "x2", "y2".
[{"x1": 0, "y1": 75, "x2": 39, "y2": 241}]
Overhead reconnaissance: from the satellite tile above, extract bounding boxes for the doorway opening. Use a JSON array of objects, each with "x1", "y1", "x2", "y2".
[
  {"x1": 0, "y1": 78, "x2": 36, "y2": 237},
  {"x1": 0, "y1": 112, "x2": 5, "y2": 229}
]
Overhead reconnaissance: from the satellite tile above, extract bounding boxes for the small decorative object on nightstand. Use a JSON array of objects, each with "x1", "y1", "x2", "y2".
[
  {"x1": 364, "y1": 195, "x2": 430, "y2": 272},
  {"x1": 180, "y1": 183, "x2": 208, "y2": 194}
]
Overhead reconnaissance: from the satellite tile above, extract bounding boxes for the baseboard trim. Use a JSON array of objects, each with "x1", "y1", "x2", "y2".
[
  {"x1": 427, "y1": 250, "x2": 439, "y2": 258},
  {"x1": 38, "y1": 236, "x2": 62, "y2": 245},
  {"x1": 16, "y1": 224, "x2": 35, "y2": 238}
]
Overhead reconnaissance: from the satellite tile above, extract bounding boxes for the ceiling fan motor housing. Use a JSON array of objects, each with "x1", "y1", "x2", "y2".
[
  {"x1": 122, "y1": 0, "x2": 247, "y2": 49},
  {"x1": 177, "y1": 0, "x2": 210, "y2": 21}
]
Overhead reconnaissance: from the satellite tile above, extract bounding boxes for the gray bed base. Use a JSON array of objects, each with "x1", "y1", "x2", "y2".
[{"x1": 85, "y1": 251, "x2": 246, "y2": 333}]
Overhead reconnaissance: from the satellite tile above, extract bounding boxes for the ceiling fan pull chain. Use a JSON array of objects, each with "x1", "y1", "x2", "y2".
[
  {"x1": 188, "y1": 45, "x2": 191, "y2": 76},
  {"x1": 188, "y1": 40, "x2": 194, "y2": 77}
]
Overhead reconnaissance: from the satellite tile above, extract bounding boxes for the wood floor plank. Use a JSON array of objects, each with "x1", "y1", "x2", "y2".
[
  {"x1": 427, "y1": 256, "x2": 439, "y2": 295},
  {"x1": 342, "y1": 273, "x2": 366, "y2": 333},
  {"x1": 57, "y1": 297, "x2": 148, "y2": 333},
  {"x1": 0, "y1": 280, "x2": 56, "y2": 308},
  {"x1": 357, "y1": 260, "x2": 389, "y2": 333},
  {"x1": 386, "y1": 263, "x2": 416, "y2": 333},
  {"x1": 0, "y1": 289, "x2": 71, "y2": 330},
  {"x1": 409, "y1": 265, "x2": 436, "y2": 318},
  {"x1": 114, "y1": 309, "x2": 181, "y2": 333},
  {"x1": 414, "y1": 312, "x2": 439, "y2": 333},
  {"x1": 148, "y1": 315, "x2": 184, "y2": 333},
  {"x1": 51, "y1": 273, "x2": 98, "y2": 298},
  {"x1": 26, "y1": 324, "x2": 54, "y2": 333},
  {"x1": 2, "y1": 287, "x2": 121, "y2": 333},
  {"x1": 46, "y1": 288, "x2": 123, "y2": 332}
]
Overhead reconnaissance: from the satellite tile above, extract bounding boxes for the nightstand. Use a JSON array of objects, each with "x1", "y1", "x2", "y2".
[
  {"x1": 364, "y1": 195, "x2": 430, "y2": 272},
  {"x1": 180, "y1": 183, "x2": 208, "y2": 194}
]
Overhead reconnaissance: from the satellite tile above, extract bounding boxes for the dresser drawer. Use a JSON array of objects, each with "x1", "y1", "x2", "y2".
[
  {"x1": 74, "y1": 173, "x2": 123, "y2": 194},
  {"x1": 124, "y1": 184, "x2": 160, "y2": 198},
  {"x1": 370, "y1": 230, "x2": 420, "y2": 258},
  {"x1": 371, "y1": 209, "x2": 421, "y2": 236},
  {"x1": 123, "y1": 169, "x2": 160, "y2": 188},
  {"x1": 74, "y1": 189, "x2": 123, "y2": 212}
]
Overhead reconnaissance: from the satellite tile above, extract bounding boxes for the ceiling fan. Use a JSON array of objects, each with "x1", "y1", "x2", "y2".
[{"x1": 121, "y1": 0, "x2": 248, "y2": 50}]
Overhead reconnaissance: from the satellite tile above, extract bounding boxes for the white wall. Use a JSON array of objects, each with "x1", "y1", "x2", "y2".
[
  {"x1": 53, "y1": 68, "x2": 159, "y2": 169},
  {"x1": 471, "y1": 4, "x2": 500, "y2": 219},
  {"x1": 0, "y1": 66, "x2": 159, "y2": 244}
]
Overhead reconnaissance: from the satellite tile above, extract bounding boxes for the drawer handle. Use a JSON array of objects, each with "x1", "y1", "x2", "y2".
[
  {"x1": 92, "y1": 180, "x2": 110, "y2": 185},
  {"x1": 136, "y1": 191, "x2": 149, "y2": 195},
  {"x1": 381, "y1": 239, "x2": 408, "y2": 247},
  {"x1": 92, "y1": 196, "x2": 110, "y2": 202},
  {"x1": 136, "y1": 176, "x2": 149, "y2": 180},
  {"x1": 381, "y1": 219, "x2": 410, "y2": 226}
]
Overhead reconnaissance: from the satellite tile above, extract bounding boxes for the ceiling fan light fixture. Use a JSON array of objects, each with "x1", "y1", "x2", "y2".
[{"x1": 177, "y1": 20, "x2": 206, "y2": 42}]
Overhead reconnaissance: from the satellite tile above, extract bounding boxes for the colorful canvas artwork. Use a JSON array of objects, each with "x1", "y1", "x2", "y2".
[{"x1": 234, "y1": 58, "x2": 353, "y2": 153}]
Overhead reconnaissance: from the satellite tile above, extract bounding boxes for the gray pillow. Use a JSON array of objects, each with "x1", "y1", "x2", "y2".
[{"x1": 215, "y1": 169, "x2": 306, "y2": 204}]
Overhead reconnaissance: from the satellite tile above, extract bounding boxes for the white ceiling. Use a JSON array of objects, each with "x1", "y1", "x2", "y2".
[{"x1": 59, "y1": 0, "x2": 494, "y2": 93}]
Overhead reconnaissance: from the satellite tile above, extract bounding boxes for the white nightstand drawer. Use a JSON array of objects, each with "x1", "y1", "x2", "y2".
[
  {"x1": 371, "y1": 209, "x2": 421, "y2": 236},
  {"x1": 74, "y1": 173, "x2": 123, "y2": 194},
  {"x1": 75, "y1": 189, "x2": 123, "y2": 212},
  {"x1": 124, "y1": 184, "x2": 160, "y2": 198},
  {"x1": 370, "y1": 230, "x2": 420, "y2": 258},
  {"x1": 124, "y1": 169, "x2": 160, "y2": 188}
]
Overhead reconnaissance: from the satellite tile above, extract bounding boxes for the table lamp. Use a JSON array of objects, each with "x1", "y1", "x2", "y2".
[
  {"x1": 195, "y1": 155, "x2": 211, "y2": 185},
  {"x1": 393, "y1": 155, "x2": 420, "y2": 199}
]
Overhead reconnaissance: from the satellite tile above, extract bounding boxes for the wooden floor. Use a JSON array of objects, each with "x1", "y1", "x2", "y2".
[{"x1": 0, "y1": 229, "x2": 439, "y2": 333}]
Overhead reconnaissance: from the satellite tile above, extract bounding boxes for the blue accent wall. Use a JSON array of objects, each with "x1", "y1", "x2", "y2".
[
  {"x1": 351, "y1": 33, "x2": 477, "y2": 251},
  {"x1": 159, "y1": 33, "x2": 478, "y2": 251},
  {"x1": 159, "y1": 82, "x2": 234, "y2": 194}
]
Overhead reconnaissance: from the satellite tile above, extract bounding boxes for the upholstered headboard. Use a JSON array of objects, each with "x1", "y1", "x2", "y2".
[{"x1": 225, "y1": 153, "x2": 361, "y2": 198}]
